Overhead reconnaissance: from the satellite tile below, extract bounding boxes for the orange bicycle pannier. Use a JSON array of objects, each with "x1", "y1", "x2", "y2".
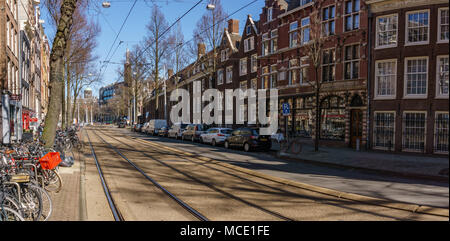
[{"x1": 39, "y1": 152, "x2": 63, "y2": 170}]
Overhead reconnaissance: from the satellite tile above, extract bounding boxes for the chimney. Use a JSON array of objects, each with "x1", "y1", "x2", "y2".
[
  {"x1": 228, "y1": 19, "x2": 239, "y2": 34},
  {"x1": 197, "y1": 42, "x2": 206, "y2": 59}
]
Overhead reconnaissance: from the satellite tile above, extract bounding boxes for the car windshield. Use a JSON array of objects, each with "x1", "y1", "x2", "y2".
[
  {"x1": 221, "y1": 129, "x2": 232, "y2": 134},
  {"x1": 180, "y1": 124, "x2": 188, "y2": 129}
]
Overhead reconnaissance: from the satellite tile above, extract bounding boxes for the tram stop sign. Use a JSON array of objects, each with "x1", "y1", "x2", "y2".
[{"x1": 282, "y1": 103, "x2": 290, "y2": 116}]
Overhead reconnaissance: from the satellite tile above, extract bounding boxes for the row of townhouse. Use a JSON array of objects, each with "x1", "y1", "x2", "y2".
[
  {"x1": 143, "y1": 0, "x2": 449, "y2": 155},
  {"x1": 0, "y1": 0, "x2": 50, "y2": 144}
]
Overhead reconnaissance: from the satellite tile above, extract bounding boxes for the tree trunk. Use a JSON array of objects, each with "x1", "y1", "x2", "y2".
[
  {"x1": 66, "y1": 64, "x2": 71, "y2": 126},
  {"x1": 42, "y1": 0, "x2": 79, "y2": 149},
  {"x1": 314, "y1": 67, "x2": 320, "y2": 152},
  {"x1": 61, "y1": 65, "x2": 66, "y2": 130}
]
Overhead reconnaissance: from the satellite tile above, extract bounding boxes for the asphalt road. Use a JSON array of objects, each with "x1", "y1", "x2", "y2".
[
  {"x1": 81, "y1": 126, "x2": 448, "y2": 221},
  {"x1": 121, "y1": 127, "x2": 449, "y2": 209}
]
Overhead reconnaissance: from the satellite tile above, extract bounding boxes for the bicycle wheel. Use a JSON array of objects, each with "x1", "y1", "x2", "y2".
[
  {"x1": 31, "y1": 185, "x2": 53, "y2": 221},
  {"x1": 20, "y1": 184, "x2": 43, "y2": 221},
  {"x1": 1, "y1": 193, "x2": 23, "y2": 218},
  {"x1": 0, "y1": 207, "x2": 25, "y2": 221},
  {"x1": 43, "y1": 169, "x2": 63, "y2": 193}
]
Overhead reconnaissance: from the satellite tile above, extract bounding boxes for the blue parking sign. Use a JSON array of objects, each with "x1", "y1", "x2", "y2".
[{"x1": 282, "y1": 103, "x2": 290, "y2": 116}]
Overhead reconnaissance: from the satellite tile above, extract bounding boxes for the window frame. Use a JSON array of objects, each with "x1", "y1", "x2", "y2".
[
  {"x1": 322, "y1": 5, "x2": 336, "y2": 37},
  {"x1": 343, "y1": 0, "x2": 360, "y2": 32},
  {"x1": 240, "y1": 58, "x2": 248, "y2": 76},
  {"x1": 434, "y1": 111, "x2": 449, "y2": 154},
  {"x1": 343, "y1": 44, "x2": 360, "y2": 80},
  {"x1": 404, "y1": 56, "x2": 429, "y2": 99},
  {"x1": 374, "y1": 59, "x2": 397, "y2": 100},
  {"x1": 436, "y1": 55, "x2": 449, "y2": 99},
  {"x1": 373, "y1": 111, "x2": 396, "y2": 151},
  {"x1": 402, "y1": 111, "x2": 427, "y2": 153},
  {"x1": 405, "y1": 9, "x2": 430, "y2": 46},
  {"x1": 217, "y1": 69, "x2": 224, "y2": 85},
  {"x1": 438, "y1": 7, "x2": 449, "y2": 43},
  {"x1": 251, "y1": 54, "x2": 258, "y2": 73},
  {"x1": 226, "y1": 66, "x2": 233, "y2": 84},
  {"x1": 375, "y1": 14, "x2": 398, "y2": 49}
]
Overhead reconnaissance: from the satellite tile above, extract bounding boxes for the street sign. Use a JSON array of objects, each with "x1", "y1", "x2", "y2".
[{"x1": 282, "y1": 103, "x2": 290, "y2": 116}]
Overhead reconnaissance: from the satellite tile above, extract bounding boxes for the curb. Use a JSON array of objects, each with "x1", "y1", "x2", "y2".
[
  {"x1": 277, "y1": 152, "x2": 449, "y2": 183},
  {"x1": 137, "y1": 137, "x2": 449, "y2": 218}
]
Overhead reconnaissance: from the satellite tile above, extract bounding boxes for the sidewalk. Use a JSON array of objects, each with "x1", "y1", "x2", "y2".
[{"x1": 273, "y1": 140, "x2": 449, "y2": 182}]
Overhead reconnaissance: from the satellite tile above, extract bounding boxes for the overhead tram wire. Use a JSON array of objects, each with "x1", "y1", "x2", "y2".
[{"x1": 95, "y1": 0, "x2": 139, "y2": 83}]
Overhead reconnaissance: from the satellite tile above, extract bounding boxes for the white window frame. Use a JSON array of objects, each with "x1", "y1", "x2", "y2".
[
  {"x1": 251, "y1": 78, "x2": 257, "y2": 90},
  {"x1": 301, "y1": 17, "x2": 311, "y2": 45},
  {"x1": 436, "y1": 55, "x2": 449, "y2": 99},
  {"x1": 374, "y1": 59, "x2": 397, "y2": 100},
  {"x1": 375, "y1": 14, "x2": 398, "y2": 49},
  {"x1": 240, "y1": 58, "x2": 247, "y2": 76},
  {"x1": 405, "y1": 9, "x2": 430, "y2": 46},
  {"x1": 226, "y1": 66, "x2": 233, "y2": 84},
  {"x1": 267, "y1": 7, "x2": 273, "y2": 22},
  {"x1": 404, "y1": 56, "x2": 428, "y2": 99},
  {"x1": 402, "y1": 111, "x2": 427, "y2": 153},
  {"x1": 300, "y1": 57, "x2": 310, "y2": 86},
  {"x1": 251, "y1": 54, "x2": 257, "y2": 73},
  {"x1": 438, "y1": 7, "x2": 449, "y2": 43},
  {"x1": 217, "y1": 69, "x2": 224, "y2": 85},
  {"x1": 373, "y1": 111, "x2": 396, "y2": 151},
  {"x1": 289, "y1": 21, "x2": 299, "y2": 48}
]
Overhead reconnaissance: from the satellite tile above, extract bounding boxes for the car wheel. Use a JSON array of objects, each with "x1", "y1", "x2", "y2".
[
  {"x1": 224, "y1": 141, "x2": 230, "y2": 149},
  {"x1": 244, "y1": 143, "x2": 251, "y2": 152},
  {"x1": 212, "y1": 139, "x2": 216, "y2": 147}
]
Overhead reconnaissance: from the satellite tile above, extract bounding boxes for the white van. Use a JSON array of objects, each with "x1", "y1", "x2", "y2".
[{"x1": 147, "y1": 119, "x2": 168, "y2": 136}]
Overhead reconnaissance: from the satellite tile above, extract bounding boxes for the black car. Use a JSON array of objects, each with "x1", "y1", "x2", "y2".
[{"x1": 224, "y1": 128, "x2": 271, "y2": 152}]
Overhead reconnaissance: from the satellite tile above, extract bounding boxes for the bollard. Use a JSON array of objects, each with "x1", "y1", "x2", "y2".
[{"x1": 356, "y1": 138, "x2": 360, "y2": 151}]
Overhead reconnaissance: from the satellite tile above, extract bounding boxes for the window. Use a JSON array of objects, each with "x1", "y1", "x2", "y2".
[
  {"x1": 344, "y1": 44, "x2": 359, "y2": 79},
  {"x1": 300, "y1": 57, "x2": 309, "y2": 85},
  {"x1": 251, "y1": 54, "x2": 257, "y2": 73},
  {"x1": 289, "y1": 22, "x2": 299, "y2": 48},
  {"x1": 403, "y1": 112, "x2": 426, "y2": 152},
  {"x1": 217, "y1": 69, "x2": 224, "y2": 85},
  {"x1": 406, "y1": 10, "x2": 429, "y2": 45},
  {"x1": 436, "y1": 55, "x2": 449, "y2": 97},
  {"x1": 246, "y1": 25, "x2": 252, "y2": 35},
  {"x1": 262, "y1": 33, "x2": 269, "y2": 56},
  {"x1": 226, "y1": 66, "x2": 233, "y2": 83},
  {"x1": 267, "y1": 7, "x2": 273, "y2": 22},
  {"x1": 438, "y1": 8, "x2": 449, "y2": 42},
  {"x1": 240, "y1": 58, "x2": 247, "y2": 76},
  {"x1": 322, "y1": 5, "x2": 336, "y2": 36},
  {"x1": 270, "y1": 30, "x2": 278, "y2": 53},
  {"x1": 270, "y1": 65, "x2": 277, "y2": 88},
  {"x1": 221, "y1": 50, "x2": 226, "y2": 62},
  {"x1": 244, "y1": 37, "x2": 254, "y2": 52},
  {"x1": 301, "y1": 17, "x2": 310, "y2": 44},
  {"x1": 322, "y1": 49, "x2": 335, "y2": 82},
  {"x1": 240, "y1": 81, "x2": 247, "y2": 91},
  {"x1": 435, "y1": 112, "x2": 449, "y2": 153},
  {"x1": 374, "y1": 112, "x2": 395, "y2": 150},
  {"x1": 251, "y1": 78, "x2": 257, "y2": 90},
  {"x1": 405, "y1": 57, "x2": 428, "y2": 97},
  {"x1": 376, "y1": 14, "x2": 398, "y2": 48},
  {"x1": 344, "y1": 0, "x2": 360, "y2": 31},
  {"x1": 375, "y1": 60, "x2": 397, "y2": 99},
  {"x1": 288, "y1": 59, "x2": 299, "y2": 86},
  {"x1": 261, "y1": 66, "x2": 269, "y2": 89}
]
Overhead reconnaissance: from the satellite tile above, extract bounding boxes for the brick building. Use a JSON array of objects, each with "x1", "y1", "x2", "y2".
[
  {"x1": 258, "y1": 0, "x2": 370, "y2": 148},
  {"x1": 367, "y1": 0, "x2": 449, "y2": 154}
]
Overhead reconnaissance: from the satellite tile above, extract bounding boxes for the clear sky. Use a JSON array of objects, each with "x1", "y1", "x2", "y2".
[{"x1": 43, "y1": 0, "x2": 266, "y2": 97}]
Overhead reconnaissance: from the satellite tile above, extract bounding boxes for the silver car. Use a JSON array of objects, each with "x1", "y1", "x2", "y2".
[{"x1": 200, "y1": 128, "x2": 233, "y2": 146}]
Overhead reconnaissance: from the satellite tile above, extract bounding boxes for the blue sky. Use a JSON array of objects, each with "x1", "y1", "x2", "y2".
[{"x1": 43, "y1": 0, "x2": 266, "y2": 97}]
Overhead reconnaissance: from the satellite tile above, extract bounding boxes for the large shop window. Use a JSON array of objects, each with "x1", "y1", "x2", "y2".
[
  {"x1": 295, "y1": 96, "x2": 313, "y2": 137},
  {"x1": 320, "y1": 96, "x2": 346, "y2": 141}
]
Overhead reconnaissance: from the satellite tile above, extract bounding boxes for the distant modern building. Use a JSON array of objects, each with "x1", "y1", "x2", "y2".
[{"x1": 99, "y1": 81, "x2": 125, "y2": 105}]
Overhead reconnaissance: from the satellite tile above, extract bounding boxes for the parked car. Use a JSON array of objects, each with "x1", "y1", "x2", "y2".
[
  {"x1": 158, "y1": 126, "x2": 169, "y2": 137},
  {"x1": 133, "y1": 124, "x2": 142, "y2": 132},
  {"x1": 146, "y1": 119, "x2": 168, "y2": 135},
  {"x1": 200, "y1": 128, "x2": 233, "y2": 146},
  {"x1": 142, "y1": 122, "x2": 150, "y2": 133},
  {"x1": 168, "y1": 123, "x2": 189, "y2": 139},
  {"x1": 224, "y1": 128, "x2": 271, "y2": 152},
  {"x1": 118, "y1": 121, "x2": 126, "y2": 128},
  {"x1": 182, "y1": 124, "x2": 209, "y2": 142}
]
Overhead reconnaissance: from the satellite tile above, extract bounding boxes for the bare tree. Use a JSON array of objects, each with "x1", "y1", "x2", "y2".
[
  {"x1": 41, "y1": 0, "x2": 80, "y2": 148},
  {"x1": 143, "y1": 4, "x2": 174, "y2": 118}
]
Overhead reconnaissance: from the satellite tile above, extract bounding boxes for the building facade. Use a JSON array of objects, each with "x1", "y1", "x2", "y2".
[{"x1": 367, "y1": 0, "x2": 449, "y2": 154}]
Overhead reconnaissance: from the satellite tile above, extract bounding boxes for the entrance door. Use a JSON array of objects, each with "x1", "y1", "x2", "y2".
[{"x1": 350, "y1": 109, "x2": 363, "y2": 149}]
